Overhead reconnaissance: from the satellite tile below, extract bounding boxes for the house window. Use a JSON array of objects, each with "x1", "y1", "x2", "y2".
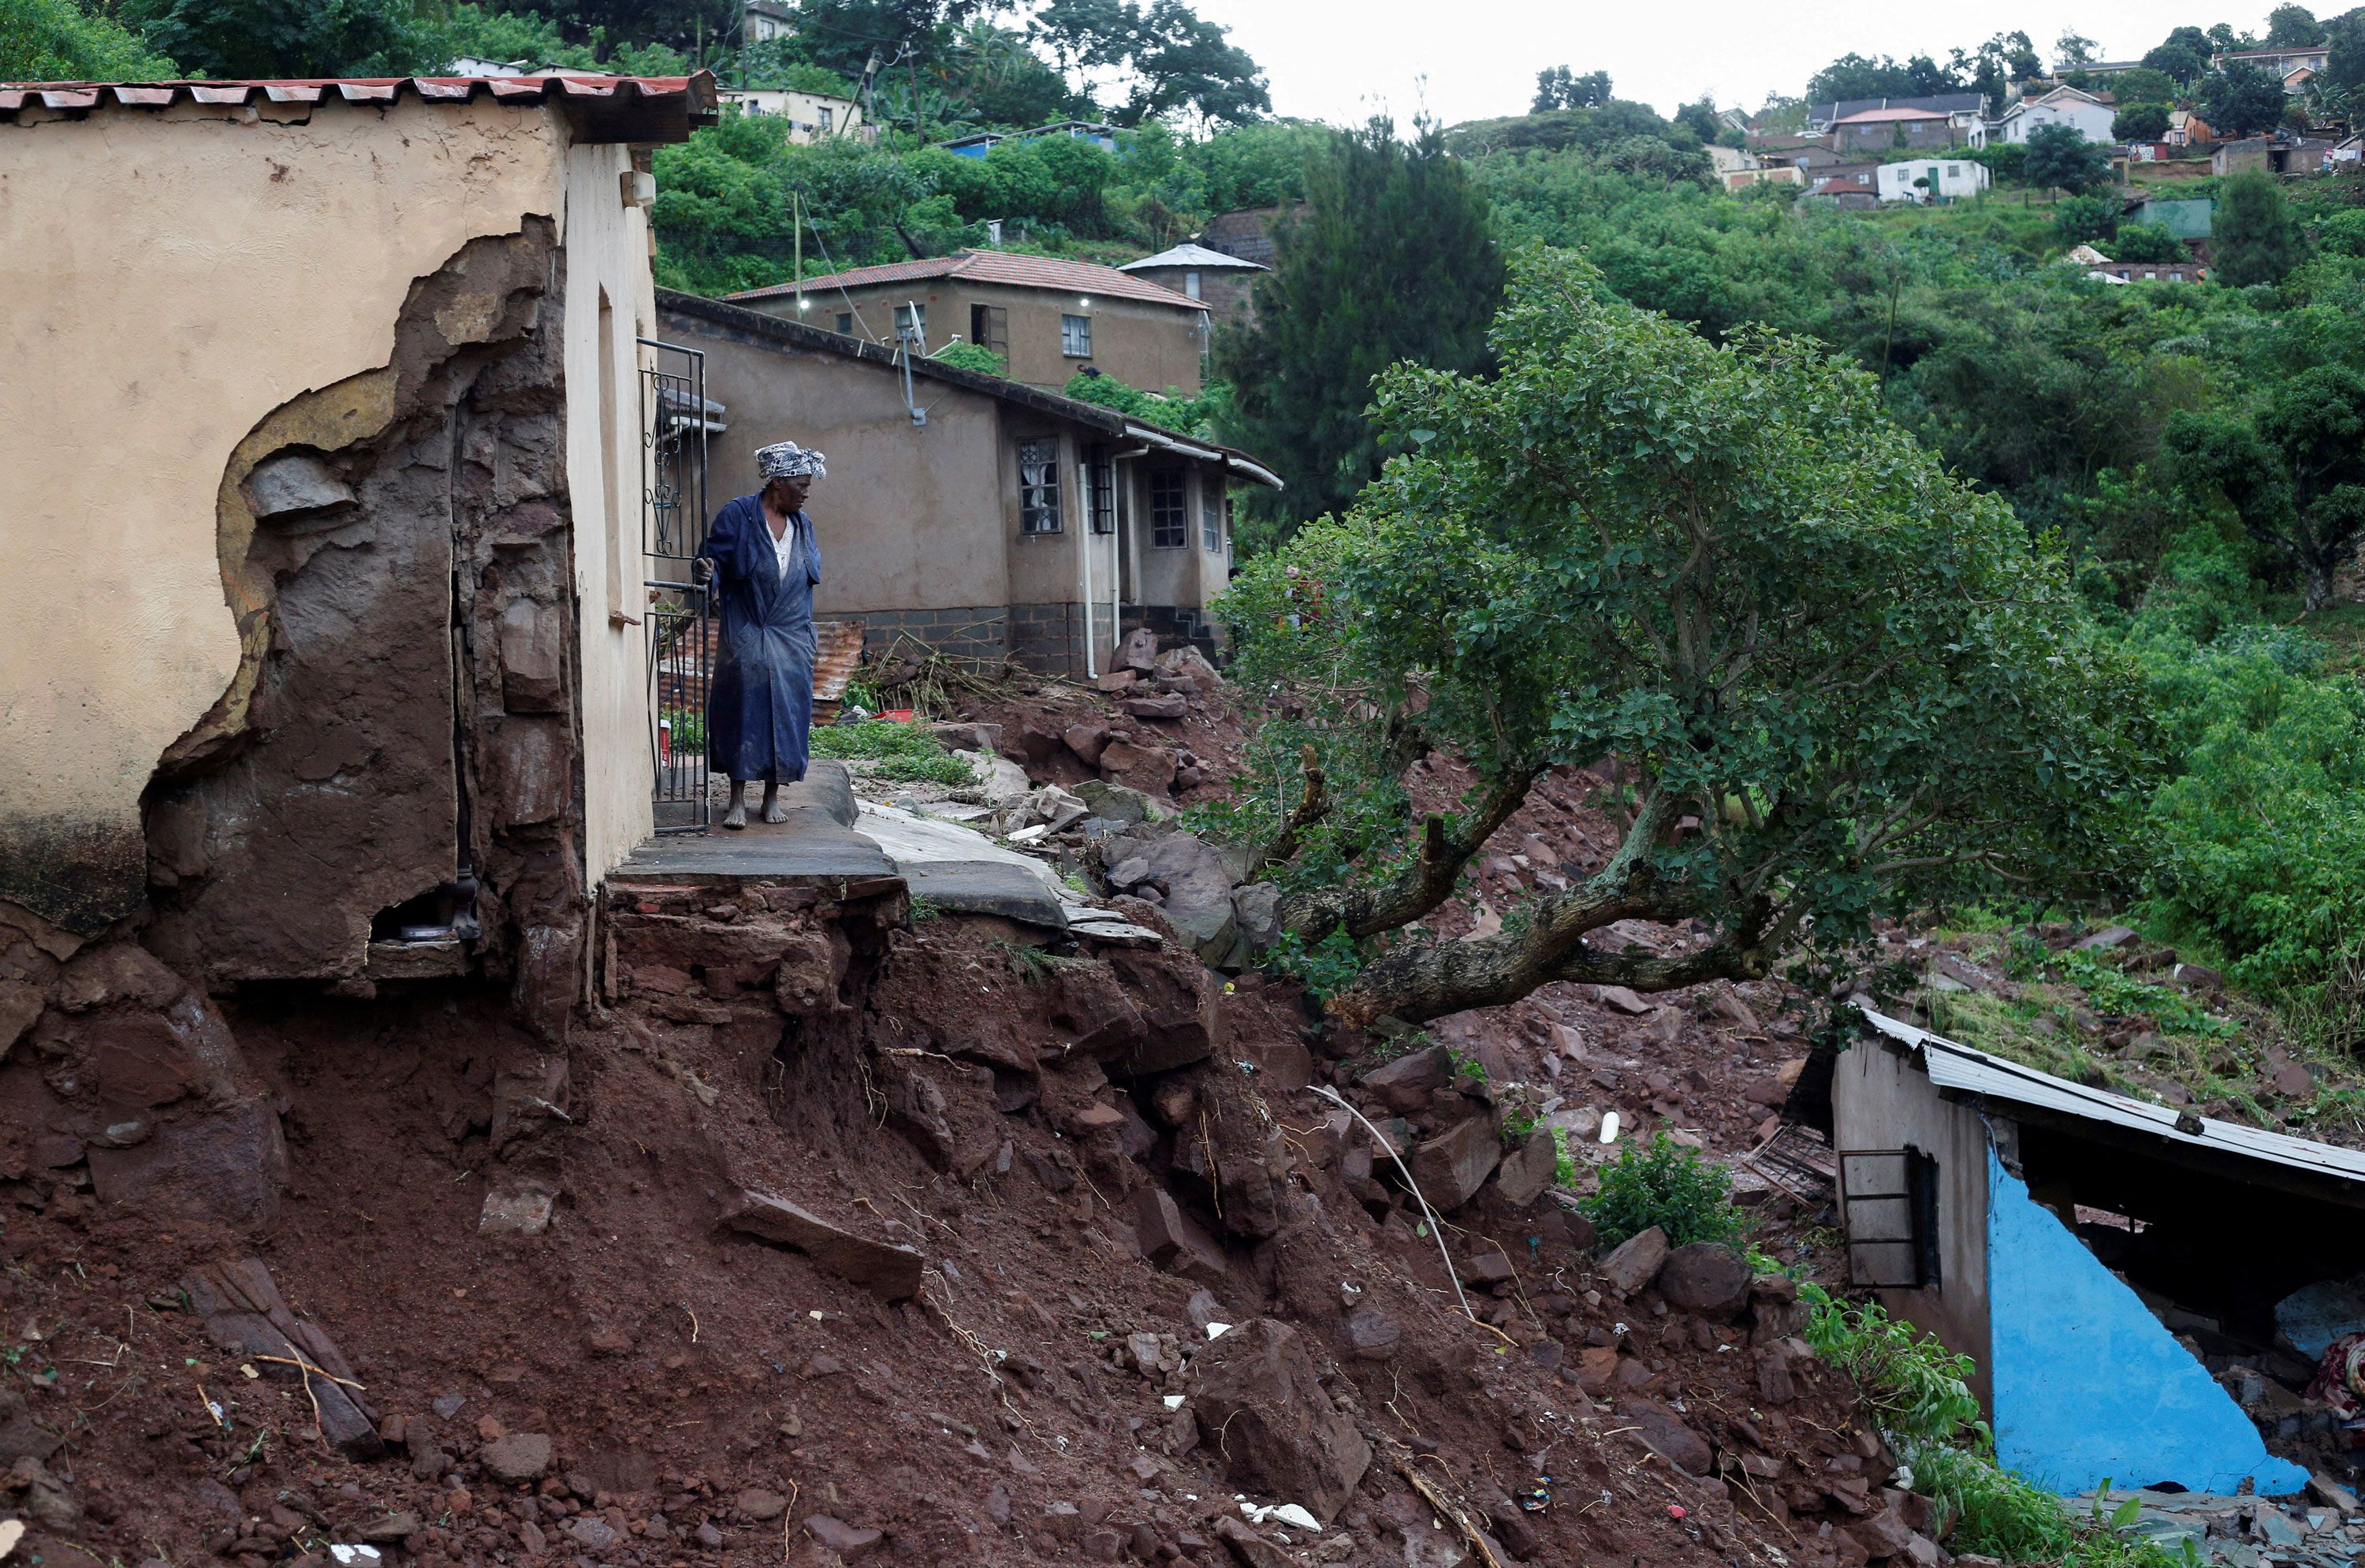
[
  {"x1": 892, "y1": 302, "x2": 925, "y2": 341},
  {"x1": 1183, "y1": 270, "x2": 1202, "y2": 300},
  {"x1": 1086, "y1": 445, "x2": 1115, "y2": 534},
  {"x1": 1149, "y1": 470, "x2": 1187, "y2": 548},
  {"x1": 1061, "y1": 313, "x2": 1092, "y2": 358},
  {"x1": 1839, "y1": 1147, "x2": 1941, "y2": 1289},
  {"x1": 969, "y1": 303, "x2": 1008, "y2": 356},
  {"x1": 1018, "y1": 438, "x2": 1063, "y2": 534},
  {"x1": 834, "y1": 312, "x2": 854, "y2": 336},
  {"x1": 818, "y1": 106, "x2": 832, "y2": 132},
  {"x1": 1201, "y1": 483, "x2": 1223, "y2": 551}
]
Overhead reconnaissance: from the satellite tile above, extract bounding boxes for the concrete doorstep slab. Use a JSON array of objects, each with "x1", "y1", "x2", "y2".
[{"x1": 854, "y1": 800, "x2": 1072, "y2": 929}]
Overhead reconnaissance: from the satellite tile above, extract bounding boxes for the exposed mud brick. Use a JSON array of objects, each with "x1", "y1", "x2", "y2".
[
  {"x1": 486, "y1": 717, "x2": 568, "y2": 826},
  {"x1": 1657, "y1": 1243, "x2": 1752, "y2": 1323},
  {"x1": 510, "y1": 921, "x2": 581, "y2": 1044},
  {"x1": 772, "y1": 928, "x2": 844, "y2": 1012},
  {"x1": 1596, "y1": 1225, "x2": 1669, "y2": 1294},
  {"x1": 717, "y1": 1191, "x2": 924, "y2": 1301},
  {"x1": 1185, "y1": 1318, "x2": 1372, "y2": 1525},
  {"x1": 1361, "y1": 1044, "x2": 1451, "y2": 1112},
  {"x1": 88, "y1": 1098, "x2": 285, "y2": 1231},
  {"x1": 1492, "y1": 1128, "x2": 1559, "y2": 1208},
  {"x1": 1132, "y1": 1186, "x2": 1231, "y2": 1291},
  {"x1": 1409, "y1": 1115, "x2": 1501, "y2": 1213},
  {"x1": 1617, "y1": 1395, "x2": 1711, "y2": 1476},
  {"x1": 1098, "y1": 739, "x2": 1179, "y2": 798}
]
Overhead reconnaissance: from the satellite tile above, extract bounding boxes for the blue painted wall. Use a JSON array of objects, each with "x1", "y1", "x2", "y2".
[{"x1": 1987, "y1": 1147, "x2": 2311, "y2": 1496}]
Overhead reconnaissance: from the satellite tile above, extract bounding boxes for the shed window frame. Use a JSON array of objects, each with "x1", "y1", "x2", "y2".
[
  {"x1": 834, "y1": 311, "x2": 855, "y2": 336},
  {"x1": 1149, "y1": 469, "x2": 1187, "y2": 549},
  {"x1": 1839, "y1": 1146, "x2": 1942, "y2": 1290},
  {"x1": 1018, "y1": 438, "x2": 1063, "y2": 535},
  {"x1": 970, "y1": 303, "x2": 1010, "y2": 356},
  {"x1": 1086, "y1": 444, "x2": 1115, "y2": 535},
  {"x1": 1061, "y1": 313, "x2": 1093, "y2": 358},
  {"x1": 1201, "y1": 482, "x2": 1223, "y2": 552}
]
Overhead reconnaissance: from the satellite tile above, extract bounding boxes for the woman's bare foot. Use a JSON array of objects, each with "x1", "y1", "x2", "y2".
[
  {"x1": 722, "y1": 782, "x2": 748, "y2": 829},
  {"x1": 761, "y1": 781, "x2": 789, "y2": 823}
]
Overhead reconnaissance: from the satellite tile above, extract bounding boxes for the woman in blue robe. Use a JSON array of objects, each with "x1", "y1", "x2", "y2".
[{"x1": 698, "y1": 441, "x2": 825, "y2": 829}]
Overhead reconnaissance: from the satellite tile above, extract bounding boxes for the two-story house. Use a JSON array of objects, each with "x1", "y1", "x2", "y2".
[{"x1": 730, "y1": 250, "x2": 1210, "y2": 395}]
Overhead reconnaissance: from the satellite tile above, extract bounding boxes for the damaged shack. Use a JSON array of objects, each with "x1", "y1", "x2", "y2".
[{"x1": 1832, "y1": 1007, "x2": 2365, "y2": 1497}]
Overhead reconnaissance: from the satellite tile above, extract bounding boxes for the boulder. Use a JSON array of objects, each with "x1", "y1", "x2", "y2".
[
  {"x1": 1343, "y1": 1309, "x2": 1402, "y2": 1360},
  {"x1": 956, "y1": 750, "x2": 1033, "y2": 809},
  {"x1": 716, "y1": 1191, "x2": 923, "y2": 1301},
  {"x1": 1101, "y1": 832, "x2": 1236, "y2": 963},
  {"x1": 1120, "y1": 694, "x2": 1188, "y2": 721},
  {"x1": 498, "y1": 598, "x2": 565, "y2": 713},
  {"x1": 1076, "y1": 779, "x2": 1170, "y2": 825},
  {"x1": 1408, "y1": 1115, "x2": 1501, "y2": 1212},
  {"x1": 1134, "y1": 1186, "x2": 1231, "y2": 1291},
  {"x1": 1596, "y1": 1226, "x2": 1670, "y2": 1294},
  {"x1": 1595, "y1": 985, "x2": 1652, "y2": 1015},
  {"x1": 1231, "y1": 883, "x2": 1283, "y2": 954},
  {"x1": 89, "y1": 1097, "x2": 286, "y2": 1231},
  {"x1": 1849, "y1": 1504, "x2": 1913, "y2": 1559},
  {"x1": 1360, "y1": 1044, "x2": 1451, "y2": 1112},
  {"x1": 1120, "y1": 627, "x2": 1161, "y2": 672},
  {"x1": 804, "y1": 1516, "x2": 883, "y2": 1560},
  {"x1": 1185, "y1": 1318, "x2": 1372, "y2": 1525},
  {"x1": 57, "y1": 941, "x2": 184, "y2": 1013},
  {"x1": 1656, "y1": 1242, "x2": 1752, "y2": 1323},
  {"x1": 1616, "y1": 1395, "x2": 1711, "y2": 1477},
  {"x1": 1062, "y1": 723, "x2": 1112, "y2": 766},
  {"x1": 2075, "y1": 925, "x2": 2137, "y2": 951},
  {"x1": 479, "y1": 1432, "x2": 553, "y2": 1483},
  {"x1": 1492, "y1": 1129, "x2": 1559, "y2": 1209},
  {"x1": 1099, "y1": 740, "x2": 1179, "y2": 797}
]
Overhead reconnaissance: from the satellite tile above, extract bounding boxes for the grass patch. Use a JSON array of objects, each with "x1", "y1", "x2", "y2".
[{"x1": 810, "y1": 720, "x2": 976, "y2": 785}]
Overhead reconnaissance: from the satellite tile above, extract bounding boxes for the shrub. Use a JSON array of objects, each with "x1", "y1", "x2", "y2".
[
  {"x1": 2110, "y1": 222, "x2": 2187, "y2": 263},
  {"x1": 930, "y1": 341, "x2": 1007, "y2": 376},
  {"x1": 1580, "y1": 1133, "x2": 1745, "y2": 1248}
]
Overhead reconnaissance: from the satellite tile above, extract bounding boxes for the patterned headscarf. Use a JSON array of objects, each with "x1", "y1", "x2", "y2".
[{"x1": 755, "y1": 441, "x2": 827, "y2": 482}]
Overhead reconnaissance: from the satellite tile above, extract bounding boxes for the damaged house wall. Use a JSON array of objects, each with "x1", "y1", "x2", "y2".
[
  {"x1": 0, "y1": 83, "x2": 688, "y2": 1233},
  {"x1": 0, "y1": 96, "x2": 573, "y2": 938}
]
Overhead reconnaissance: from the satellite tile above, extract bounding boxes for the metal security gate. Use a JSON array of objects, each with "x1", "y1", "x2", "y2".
[{"x1": 640, "y1": 338, "x2": 717, "y2": 832}]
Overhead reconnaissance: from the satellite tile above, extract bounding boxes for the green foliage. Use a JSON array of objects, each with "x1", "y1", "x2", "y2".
[
  {"x1": 808, "y1": 719, "x2": 974, "y2": 784},
  {"x1": 2111, "y1": 67, "x2": 2183, "y2": 106},
  {"x1": 932, "y1": 341, "x2": 1007, "y2": 374},
  {"x1": 2054, "y1": 191, "x2": 2120, "y2": 247},
  {"x1": 2110, "y1": 222, "x2": 2187, "y2": 263},
  {"x1": 124, "y1": 0, "x2": 445, "y2": 76},
  {"x1": 1214, "y1": 118, "x2": 1504, "y2": 532},
  {"x1": 1549, "y1": 1126, "x2": 1579, "y2": 1187},
  {"x1": 2203, "y1": 61, "x2": 2293, "y2": 137},
  {"x1": 1531, "y1": 65, "x2": 1612, "y2": 112},
  {"x1": 1801, "y1": 1285, "x2": 1980, "y2": 1443},
  {"x1": 1264, "y1": 926, "x2": 1364, "y2": 1003},
  {"x1": 1059, "y1": 370, "x2": 1228, "y2": 439},
  {"x1": 1580, "y1": 1133, "x2": 1745, "y2": 1249},
  {"x1": 2214, "y1": 172, "x2": 2300, "y2": 287},
  {"x1": 0, "y1": 0, "x2": 177, "y2": 76},
  {"x1": 2113, "y1": 102, "x2": 2172, "y2": 143},
  {"x1": 2024, "y1": 122, "x2": 2112, "y2": 195},
  {"x1": 1808, "y1": 51, "x2": 1961, "y2": 102},
  {"x1": 1229, "y1": 251, "x2": 2151, "y2": 985}
]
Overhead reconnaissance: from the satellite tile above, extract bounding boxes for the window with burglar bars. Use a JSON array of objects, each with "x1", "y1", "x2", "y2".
[
  {"x1": 1149, "y1": 470, "x2": 1187, "y2": 547},
  {"x1": 1087, "y1": 445, "x2": 1115, "y2": 534},
  {"x1": 970, "y1": 303, "x2": 1009, "y2": 356},
  {"x1": 1018, "y1": 438, "x2": 1063, "y2": 534},
  {"x1": 1839, "y1": 1147, "x2": 1941, "y2": 1289},
  {"x1": 1061, "y1": 312, "x2": 1093, "y2": 357},
  {"x1": 1201, "y1": 485, "x2": 1223, "y2": 552}
]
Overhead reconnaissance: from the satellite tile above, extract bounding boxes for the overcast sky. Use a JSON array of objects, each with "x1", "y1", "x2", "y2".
[{"x1": 1180, "y1": 0, "x2": 2281, "y2": 125}]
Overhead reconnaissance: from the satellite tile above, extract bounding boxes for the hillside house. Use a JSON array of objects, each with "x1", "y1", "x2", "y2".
[
  {"x1": 1806, "y1": 162, "x2": 1878, "y2": 196},
  {"x1": 1807, "y1": 91, "x2": 1987, "y2": 136},
  {"x1": 1831, "y1": 106, "x2": 1961, "y2": 151},
  {"x1": 2130, "y1": 196, "x2": 2215, "y2": 238},
  {"x1": 1723, "y1": 166, "x2": 1806, "y2": 192},
  {"x1": 1983, "y1": 84, "x2": 2117, "y2": 145},
  {"x1": 2088, "y1": 259, "x2": 2209, "y2": 283},
  {"x1": 741, "y1": 1, "x2": 794, "y2": 43},
  {"x1": 1749, "y1": 134, "x2": 1846, "y2": 169},
  {"x1": 0, "y1": 72, "x2": 716, "y2": 1019},
  {"x1": 653, "y1": 292, "x2": 1279, "y2": 675},
  {"x1": 2214, "y1": 136, "x2": 2336, "y2": 176},
  {"x1": 729, "y1": 250, "x2": 1209, "y2": 395},
  {"x1": 2212, "y1": 43, "x2": 2330, "y2": 80},
  {"x1": 718, "y1": 86, "x2": 866, "y2": 143},
  {"x1": 936, "y1": 119, "x2": 1117, "y2": 158},
  {"x1": 1877, "y1": 157, "x2": 1991, "y2": 203},
  {"x1": 1833, "y1": 1009, "x2": 2346, "y2": 1496},
  {"x1": 1118, "y1": 242, "x2": 1268, "y2": 330}
]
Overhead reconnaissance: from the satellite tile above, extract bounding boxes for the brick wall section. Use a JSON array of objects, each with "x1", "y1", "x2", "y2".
[
  {"x1": 821, "y1": 607, "x2": 1010, "y2": 671},
  {"x1": 1007, "y1": 601, "x2": 1086, "y2": 676}
]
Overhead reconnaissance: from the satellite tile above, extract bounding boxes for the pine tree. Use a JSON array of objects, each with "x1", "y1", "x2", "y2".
[{"x1": 1214, "y1": 119, "x2": 1503, "y2": 536}]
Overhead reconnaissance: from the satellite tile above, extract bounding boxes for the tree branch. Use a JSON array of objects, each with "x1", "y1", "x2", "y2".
[{"x1": 1277, "y1": 762, "x2": 1541, "y2": 942}]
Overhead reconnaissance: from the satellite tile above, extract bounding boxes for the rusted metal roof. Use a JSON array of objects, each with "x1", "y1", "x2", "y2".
[
  {"x1": 810, "y1": 619, "x2": 866, "y2": 723},
  {"x1": 0, "y1": 73, "x2": 717, "y2": 140},
  {"x1": 729, "y1": 248, "x2": 1207, "y2": 312}
]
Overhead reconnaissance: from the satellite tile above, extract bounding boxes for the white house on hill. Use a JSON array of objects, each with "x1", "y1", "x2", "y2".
[
  {"x1": 1876, "y1": 158, "x2": 1991, "y2": 203},
  {"x1": 1981, "y1": 85, "x2": 2117, "y2": 146}
]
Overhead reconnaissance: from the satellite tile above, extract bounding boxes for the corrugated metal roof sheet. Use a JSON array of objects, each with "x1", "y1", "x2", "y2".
[
  {"x1": 730, "y1": 249, "x2": 1206, "y2": 311},
  {"x1": 0, "y1": 73, "x2": 717, "y2": 135},
  {"x1": 1119, "y1": 242, "x2": 1268, "y2": 272},
  {"x1": 1857, "y1": 1006, "x2": 2365, "y2": 1189}
]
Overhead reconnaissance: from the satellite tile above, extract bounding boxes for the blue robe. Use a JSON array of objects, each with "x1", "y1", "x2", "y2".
[{"x1": 701, "y1": 494, "x2": 821, "y2": 784}]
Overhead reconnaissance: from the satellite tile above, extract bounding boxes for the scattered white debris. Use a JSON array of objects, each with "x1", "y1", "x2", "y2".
[
  {"x1": 1205, "y1": 1321, "x2": 1232, "y2": 1339},
  {"x1": 1239, "y1": 1502, "x2": 1323, "y2": 1533},
  {"x1": 1600, "y1": 1111, "x2": 1621, "y2": 1145},
  {"x1": 330, "y1": 1548, "x2": 384, "y2": 1567},
  {"x1": 0, "y1": 1520, "x2": 24, "y2": 1561},
  {"x1": 1163, "y1": 1394, "x2": 1186, "y2": 1410}
]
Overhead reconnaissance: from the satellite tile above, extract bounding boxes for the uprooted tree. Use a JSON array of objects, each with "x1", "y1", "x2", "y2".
[{"x1": 1214, "y1": 249, "x2": 2151, "y2": 1027}]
